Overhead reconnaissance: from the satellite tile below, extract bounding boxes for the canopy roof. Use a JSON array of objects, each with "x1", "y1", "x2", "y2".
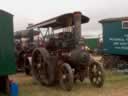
[
  {"x1": 14, "y1": 30, "x2": 40, "y2": 39},
  {"x1": 27, "y1": 12, "x2": 89, "y2": 30}
]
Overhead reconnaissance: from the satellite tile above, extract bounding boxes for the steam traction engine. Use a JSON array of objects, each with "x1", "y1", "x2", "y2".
[{"x1": 27, "y1": 12, "x2": 104, "y2": 91}]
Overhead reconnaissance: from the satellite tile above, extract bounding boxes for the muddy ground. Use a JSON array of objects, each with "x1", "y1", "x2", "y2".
[{"x1": 10, "y1": 71, "x2": 128, "y2": 96}]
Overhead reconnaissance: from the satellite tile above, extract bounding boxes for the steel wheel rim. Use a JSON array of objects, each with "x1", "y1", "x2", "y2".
[
  {"x1": 59, "y1": 63, "x2": 73, "y2": 91},
  {"x1": 89, "y1": 63, "x2": 104, "y2": 87},
  {"x1": 61, "y1": 67, "x2": 70, "y2": 85}
]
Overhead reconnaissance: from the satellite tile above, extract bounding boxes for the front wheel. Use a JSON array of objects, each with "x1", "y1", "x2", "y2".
[
  {"x1": 59, "y1": 63, "x2": 74, "y2": 91},
  {"x1": 89, "y1": 62, "x2": 104, "y2": 88}
]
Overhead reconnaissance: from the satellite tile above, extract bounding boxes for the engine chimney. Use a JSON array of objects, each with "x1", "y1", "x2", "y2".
[{"x1": 73, "y1": 12, "x2": 81, "y2": 45}]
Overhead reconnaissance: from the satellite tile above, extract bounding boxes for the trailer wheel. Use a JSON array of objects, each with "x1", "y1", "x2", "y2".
[
  {"x1": 32, "y1": 48, "x2": 54, "y2": 86},
  {"x1": 89, "y1": 62, "x2": 104, "y2": 88},
  {"x1": 59, "y1": 63, "x2": 73, "y2": 91}
]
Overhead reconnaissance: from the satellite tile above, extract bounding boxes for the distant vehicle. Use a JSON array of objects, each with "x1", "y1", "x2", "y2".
[{"x1": 14, "y1": 29, "x2": 40, "y2": 75}]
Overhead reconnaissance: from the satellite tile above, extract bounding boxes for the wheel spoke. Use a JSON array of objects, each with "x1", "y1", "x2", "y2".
[
  {"x1": 92, "y1": 65, "x2": 97, "y2": 73},
  {"x1": 93, "y1": 77, "x2": 96, "y2": 82},
  {"x1": 37, "y1": 63, "x2": 41, "y2": 69},
  {"x1": 97, "y1": 71, "x2": 102, "y2": 75},
  {"x1": 97, "y1": 76, "x2": 102, "y2": 82}
]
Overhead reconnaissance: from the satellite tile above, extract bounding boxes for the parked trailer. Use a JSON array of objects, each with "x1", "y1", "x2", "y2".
[
  {"x1": 99, "y1": 17, "x2": 128, "y2": 69},
  {"x1": 0, "y1": 10, "x2": 16, "y2": 95},
  {"x1": 83, "y1": 37, "x2": 99, "y2": 53},
  {"x1": 84, "y1": 38, "x2": 98, "y2": 49},
  {"x1": 27, "y1": 11, "x2": 104, "y2": 91}
]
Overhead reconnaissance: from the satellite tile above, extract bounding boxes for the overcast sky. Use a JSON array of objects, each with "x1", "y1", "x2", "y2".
[{"x1": 0, "y1": 0, "x2": 128, "y2": 36}]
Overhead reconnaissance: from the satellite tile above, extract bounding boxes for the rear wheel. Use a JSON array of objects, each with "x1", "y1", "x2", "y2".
[
  {"x1": 59, "y1": 63, "x2": 73, "y2": 91},
  {"x1": 32, "y1": 48, "x2": 54, "y2": 85},
  {"x1": 89, "y1": 62, "x2": 104, "y2": 88}
]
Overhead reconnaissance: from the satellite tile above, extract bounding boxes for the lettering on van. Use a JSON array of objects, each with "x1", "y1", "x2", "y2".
[{"x1": 109, "y1": 34, "x2": 128, "y2": 50}]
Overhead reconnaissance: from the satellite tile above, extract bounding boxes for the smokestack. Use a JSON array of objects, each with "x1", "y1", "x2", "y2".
[{"x1": 73, "y1": 11, "x2": 81, "y2": 45}]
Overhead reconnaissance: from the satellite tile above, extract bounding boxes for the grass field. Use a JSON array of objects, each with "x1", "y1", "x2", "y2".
[{"x1": 9, "y1": 71, "x2": 128, "y2": 96}]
